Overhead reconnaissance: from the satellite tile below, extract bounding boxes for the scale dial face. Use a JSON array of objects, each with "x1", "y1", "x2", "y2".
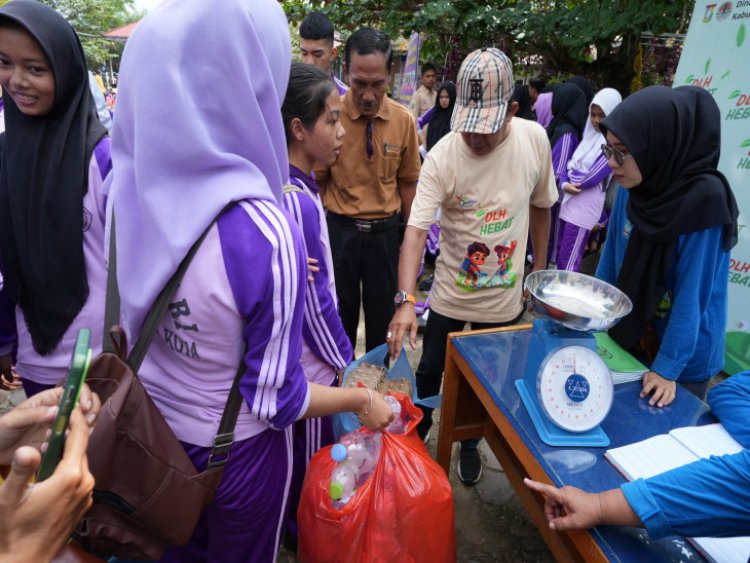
[{"x1": 536, "y1": 345, "x2": 613, "y2": 433}]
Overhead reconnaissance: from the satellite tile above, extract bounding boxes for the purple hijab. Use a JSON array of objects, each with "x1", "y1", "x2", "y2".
[
  {"x1": 534, "y1": 91, "x2": 553, "y2": 128},
  {"x1": 108, "y1": 0, "x2": 291, "y2": 336}
]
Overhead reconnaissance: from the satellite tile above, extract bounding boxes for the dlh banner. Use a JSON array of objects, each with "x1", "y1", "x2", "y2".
[{"x1": 674, "y1": 1, "x2": 750, "y2": 373}]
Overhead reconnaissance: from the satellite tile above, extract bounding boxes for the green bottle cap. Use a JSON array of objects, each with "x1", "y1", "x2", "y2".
[{"x1": 330, "y1": 482, "x2": 344, "y2": 500}]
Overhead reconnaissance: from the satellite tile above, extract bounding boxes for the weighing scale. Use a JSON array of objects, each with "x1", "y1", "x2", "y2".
[{"x1": 515, "y1": 270, "x2": 632, "y2": 447}]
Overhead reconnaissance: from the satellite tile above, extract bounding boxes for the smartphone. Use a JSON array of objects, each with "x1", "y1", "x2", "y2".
[{"x1": 36, "y1": 328, "x2": 92, "y2": 481}]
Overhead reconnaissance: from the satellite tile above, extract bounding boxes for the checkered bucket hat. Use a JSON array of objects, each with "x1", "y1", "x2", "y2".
[{"x1": 451, "y1": 48, "x2": 514, "y2": 135}]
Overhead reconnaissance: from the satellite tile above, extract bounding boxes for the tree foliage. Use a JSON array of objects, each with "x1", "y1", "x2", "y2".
[
  {"x1": 37, "y1": 0, "x2": 140, "y2": 70},
  {"x1": 281, "y1": 0, "x2": 694, "y2": 93}
]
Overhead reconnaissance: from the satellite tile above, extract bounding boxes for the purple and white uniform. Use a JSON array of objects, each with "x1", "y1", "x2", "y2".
[
  {"x1": 556, "y1": 154, "x2": 612, "y2": 271},
  {"x1": 0, "y1": 138, "x2": 111, "y2": 395},
  {"x1": 283, "y1": 166, "x2": 352, "y2": 385},
  {"x1": 281, "y1": 165, "x2": 352, "y2": 543},
  {"x1": 108, "y1": 1, "x2": 306, "y2": 561},
  {"x1": 557, "y1": 88, "x2": 622, "y2": 272},
  {"x1": 548, "y1": 132, "x2": 579, "y2": 264},
  {"x1": 139, "y1": 201, "x2": 310, "y2": 448},
  {"x1": 141, "y1": 201, "x2": 310, "y2": 563}
]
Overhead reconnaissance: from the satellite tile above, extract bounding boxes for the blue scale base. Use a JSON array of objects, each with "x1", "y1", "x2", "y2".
[
  {"x1": 515, "y1": 379, "x2": 610, "y2": 447},
  {"x1": 516, "y1": 318, "x2": 610, "y2": 447}
]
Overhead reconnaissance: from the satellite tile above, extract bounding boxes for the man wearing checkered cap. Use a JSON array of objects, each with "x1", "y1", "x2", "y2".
[{"x1": 386, "y1": 48, "x2": 558, "y2": 484}]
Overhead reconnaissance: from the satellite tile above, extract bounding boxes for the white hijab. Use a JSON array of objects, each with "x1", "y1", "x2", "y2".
[{"x1": 567, "y1": 87, "x2": 622, "y2": 173}]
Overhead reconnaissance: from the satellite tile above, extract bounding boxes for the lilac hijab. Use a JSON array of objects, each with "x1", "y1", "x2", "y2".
[
  {"x1": 534, "y1": 91, "x2": 553, "y2": 128},
  {"x1": 108, "y1": 0, "x2": 291, "y2": 336}
]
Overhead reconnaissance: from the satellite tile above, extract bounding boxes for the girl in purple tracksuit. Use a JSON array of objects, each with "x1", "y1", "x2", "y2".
[
  {"x1": 0, "y1": 0, "x2": 109, "y2": 396},
  {"x1": 544, "y1": 82, "x2": 588, "y2": 266},
  {"x1": 280, "y1": 62, "x2": 352, "y2": 546},
  {"x1": 557, "y1": 87, "x2": 622, "y2": 272},
  {"x1": 107, "y1": 2, "x2": 392, "y2": 561}
]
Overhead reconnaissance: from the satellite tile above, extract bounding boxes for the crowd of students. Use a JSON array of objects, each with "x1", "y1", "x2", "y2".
[{"x1": 0, "y1": 0, "x2": 745, "y2": 560}]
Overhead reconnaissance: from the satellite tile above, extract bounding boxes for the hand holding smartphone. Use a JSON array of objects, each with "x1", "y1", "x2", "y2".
[{"x1": 36, "y1": 328, "x2": 92, "y2": 481}]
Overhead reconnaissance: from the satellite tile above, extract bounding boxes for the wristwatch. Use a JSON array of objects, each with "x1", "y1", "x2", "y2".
[{"x1": 394, "y1": 290, "x2": 416, "y2": 306}]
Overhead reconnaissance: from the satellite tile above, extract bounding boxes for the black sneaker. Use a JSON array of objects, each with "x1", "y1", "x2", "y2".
[{"x1": 457, "y1": 444, "x2": 482, "y2": 485}]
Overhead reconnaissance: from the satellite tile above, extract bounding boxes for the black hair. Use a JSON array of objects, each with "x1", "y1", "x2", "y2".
[
  {"x1": 529, "y1": 75, "x2": 547, "y2": 92},
  {"x1": 420, "y1": 62, "x2": 436, "y2": 76},
  {"x1": 299, "y1": 11, "x2": 334, "y2": 44},
  {"x1": 281, "y1": 62, "x2": 336, "y2": 146},
  {"x1": 344, "y1": 28, "x2": 392, "y2": 71}
]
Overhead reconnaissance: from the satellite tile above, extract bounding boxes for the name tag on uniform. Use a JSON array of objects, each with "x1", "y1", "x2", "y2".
[{"x1": 383, "y1": 143, "x2": 401, "y2": 157}]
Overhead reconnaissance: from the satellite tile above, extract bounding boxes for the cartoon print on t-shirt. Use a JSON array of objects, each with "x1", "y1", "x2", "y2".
[
  {"x1": 454, "y1": 203, "x2": 518, "y2": 291},
  {"x1": 460, "y1": 242, "x2": 489, "y2": 287},
  {"x1": 455, "y1": 193, "x2": 478, "y2": 209},
  {"x1": 494, "y1": 240, "x2": 516, "y2": 277}
]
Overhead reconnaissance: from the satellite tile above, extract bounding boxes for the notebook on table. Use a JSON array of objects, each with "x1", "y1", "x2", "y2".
[
  {"x1": 594, "y1": 332, "x2": 648, "y2": 384},
  {"x1": 605, "y1": 423, "x2": 749, "y2": 563}
]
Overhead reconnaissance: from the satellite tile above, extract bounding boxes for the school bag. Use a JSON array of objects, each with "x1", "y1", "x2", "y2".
[{"x1": 74, "y1": 209, "x2": 244, "y2": 560}]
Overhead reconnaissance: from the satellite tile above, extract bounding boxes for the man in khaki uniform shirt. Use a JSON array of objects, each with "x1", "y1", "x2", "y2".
[
  {"x1": 315, "y1": 28, "x2": 420, "y2": 352},
  {"x1": 409, "y1": 62, "x2": 437, "y2": 119}
]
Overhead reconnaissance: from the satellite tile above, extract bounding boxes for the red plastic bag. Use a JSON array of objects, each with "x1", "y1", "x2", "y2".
[{"x1": 298, "y1": 394, "x2": 456, "y2": 563}]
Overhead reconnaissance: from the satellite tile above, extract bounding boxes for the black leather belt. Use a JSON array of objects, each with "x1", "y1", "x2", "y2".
[{"x1": 327, "y1": 211, "x2": 401, "y2": 233}]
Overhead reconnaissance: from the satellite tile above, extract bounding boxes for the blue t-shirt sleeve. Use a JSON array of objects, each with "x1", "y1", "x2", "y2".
[
  {"x1": 651, "y1": 226, "x2": 725, "y2": 381},
  {"x1": 621, "y1": 449, "x2": 750, "y2": 539},
  {"x1": 708, "y1": 371, "x2": 750, "y2": 448}
]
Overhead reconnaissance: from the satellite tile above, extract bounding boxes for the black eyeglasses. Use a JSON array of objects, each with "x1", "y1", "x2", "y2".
[
  {"x1": 366, "y1": 121, "x2": 374, "y2": 159},
  {"x1": 601, "y1": 143, "x2": 633, "y2": 166}
]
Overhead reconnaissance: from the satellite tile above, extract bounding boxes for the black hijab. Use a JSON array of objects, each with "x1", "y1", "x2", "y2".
[
  {"x1": 546, "y1": 82, "x2": 587, "y2": 146},
  {"x1": 425, "y1": 81, "x2": 456, "y2": 152},
  {"x1": 567, "y1": 75, "x2": 594, "y2": 106},
  {"x1": 600, "y1": 85, "x2": 738, "y2": 350},
  {"x1": 0, "y1": 0, "x2": 107, "y2": 355},
  {"x1": 511, "y1": 84, "x2": 535, "y2": 121}
]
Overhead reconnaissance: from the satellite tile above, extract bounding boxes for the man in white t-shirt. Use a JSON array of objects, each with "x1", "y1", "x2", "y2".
[{"x1": 387, "y1": 48, "x2": 557, "y2": 485}]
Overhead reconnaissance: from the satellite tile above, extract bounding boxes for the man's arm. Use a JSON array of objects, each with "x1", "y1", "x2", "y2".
[
  {"x1": 398, "y1": 179, "x2": 418, "y2": 224},
  {"x1": 529, "y1": 204, "x2": 551, "y2": 272},
  {"x1": 387, "y1": 225, "x2": 428, "y2": 360}
]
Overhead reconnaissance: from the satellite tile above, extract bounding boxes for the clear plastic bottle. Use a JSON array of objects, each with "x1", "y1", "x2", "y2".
[
  {"x1": 339, "y1": 430, "x2": 381, "y2": 478},
  {"x1": 384, "y1": 395, "x2": 405, "y2": 434},
  {"x1": 329, "y1": 429, "x2": 386, "y2": 508},
  {"x1": 329, "y1": 443, "x2": 357, "y2": 509}
]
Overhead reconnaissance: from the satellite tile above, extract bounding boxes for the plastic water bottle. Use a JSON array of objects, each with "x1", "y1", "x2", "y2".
[
  {"x1": 339, "y1": 430, "x2": 381, "y2": 479},
  {"x1": 329, "y1": 430, "x2": 384, "y2": 508},
  {"x1": 329, "y1": 444, "x2": 357, "y2": 508},
  {"x1": 384, "y1": 395, "x2": 406, "y2": 434}
]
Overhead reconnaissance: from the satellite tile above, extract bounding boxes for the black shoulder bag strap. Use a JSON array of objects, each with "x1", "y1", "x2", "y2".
[{"x1": 103, "y1": 206, "x2": 244, "y2": 469}]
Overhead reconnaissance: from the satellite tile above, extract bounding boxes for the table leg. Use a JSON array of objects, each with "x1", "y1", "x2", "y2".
[
  {"x1": 436, "y1": 342, "x2": 460, "y2": 475},
  {"x1": 437, "y1": 339, "x2": 487, "y2": 474}
]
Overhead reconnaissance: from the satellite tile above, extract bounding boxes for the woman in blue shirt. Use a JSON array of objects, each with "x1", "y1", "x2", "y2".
[{"x1": 595, "y1": 85, "x2": 738, "y2": 408}]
